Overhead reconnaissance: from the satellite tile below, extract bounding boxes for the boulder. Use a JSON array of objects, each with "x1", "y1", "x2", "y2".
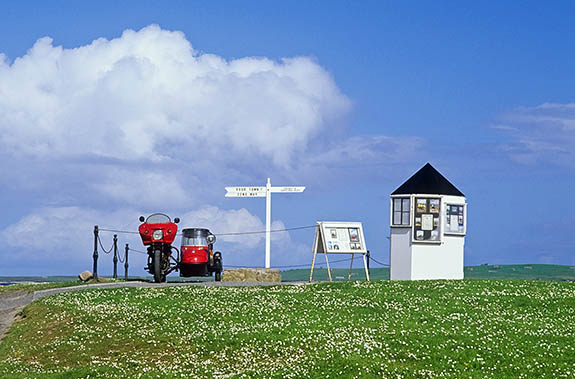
[
  {"x1": 222, "y1": 268, "x2": 281, "y2": 282},
  {"x1": 78, "y1": 270, "x2": 93, "y2": 282}
]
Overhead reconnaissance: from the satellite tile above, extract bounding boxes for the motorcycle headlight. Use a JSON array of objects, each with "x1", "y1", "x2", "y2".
[{"x1": 152, "y1": 230, "x2": 164, "y2": 240}]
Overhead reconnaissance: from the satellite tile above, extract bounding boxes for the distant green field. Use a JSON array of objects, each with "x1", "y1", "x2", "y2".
[
  {"x1": 282, "y1": 264, "x2": 575, "y2": 282},
  {"x1": 464, "y1": 264, "x2": 575, "y2": 280},
  {"x1": 1, "y1": 280, "x2": 574, "y2": 377},
  {"x1": 2, "y1": 264, "x2": 574, "y2": 284},
  {"x1": 282, "y1": 266, "x2": 389, "y2": 281}
]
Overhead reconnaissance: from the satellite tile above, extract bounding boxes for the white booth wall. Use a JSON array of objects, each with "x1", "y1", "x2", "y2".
[{"x1": 390, "y1": 194, "x2": 466, "y2": 280}]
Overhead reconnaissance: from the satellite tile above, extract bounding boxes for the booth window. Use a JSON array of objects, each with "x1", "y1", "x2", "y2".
[
  {"x1": 445, "y1": 204, "x2": 465, "y2": 234},
  {"x1": 393, "y1": 198, "x2": 410, "y2": 225},
  {"x1": 413, "y1": 197, "x2": 441, "y2": 242}
]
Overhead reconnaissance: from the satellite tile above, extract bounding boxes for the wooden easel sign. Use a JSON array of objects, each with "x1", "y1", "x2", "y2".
[{"x1": 309, "y1": 221, "x2": 370, "y2": 282}]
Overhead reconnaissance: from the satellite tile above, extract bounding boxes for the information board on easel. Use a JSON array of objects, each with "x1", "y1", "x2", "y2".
[{"x1": 309, "y1": 221, "x2": 370, "y2": 282}]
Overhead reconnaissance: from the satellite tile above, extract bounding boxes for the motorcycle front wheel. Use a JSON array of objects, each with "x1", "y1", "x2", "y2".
[{"x1": 153, "y1": 249, "x2": 162, "y2": 283}]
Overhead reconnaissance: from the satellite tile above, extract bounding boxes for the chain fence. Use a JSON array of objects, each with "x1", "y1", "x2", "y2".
[{"x1": 93, "y1": 223, "x2": 388, "y2": 280}]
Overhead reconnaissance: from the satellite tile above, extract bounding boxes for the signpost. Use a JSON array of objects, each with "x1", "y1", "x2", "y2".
[{"x1": 225, "y1": 178, "x2": 305, "y2": 268}]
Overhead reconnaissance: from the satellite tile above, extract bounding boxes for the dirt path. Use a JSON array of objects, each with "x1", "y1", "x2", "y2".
[{"x1": 0, "y1": 291, "x2": 34, "y2": 342}]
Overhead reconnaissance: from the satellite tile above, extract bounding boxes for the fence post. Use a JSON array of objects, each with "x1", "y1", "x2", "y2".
[
  {"x1": 93, "y1": 225, "x2": 99, "y2": 281},
  {"x1": 366, "y1": 250, "x2": 371, "y2": 273},
  {"x1": 124, "y1": 244, "x2": 129, "y2": 280},
  {"x1": 112, "y1": 234, "x2": 118, "y2": 279}
]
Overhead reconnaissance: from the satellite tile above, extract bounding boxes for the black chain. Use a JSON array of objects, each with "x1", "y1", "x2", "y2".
[
  {"x1": 128, "y1": 247, "x2": 148, "y2": 255},
  {"x1": 99, "y1": 228, "x2": 140, "y2": 234},
  {"x1": 119, "y1": 249, "x2": 389, "y2": 268},
  {"x1": 97, "y1": 235, "x2": 114, "y2": 254},
  {"x1": 98, "y1": 225, "x2": 316, "y2": 236},
  {"x1": 216, "y1": 225, "x2": 316, "y2": 236},
  {"x1": 226, "y1": 255, "x2": 362, "y2": 269},
  {"x1": 369, "y1": 256, "x2": 389, "y2": 266},
  {"x1": 100, "y1": 225, "x2": 390, "y2": 268}
]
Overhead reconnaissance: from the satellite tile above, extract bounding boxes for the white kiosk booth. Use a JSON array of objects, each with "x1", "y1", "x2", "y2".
[{"x1": 390, "y1": 163, "x2": 467, "y2": 280}]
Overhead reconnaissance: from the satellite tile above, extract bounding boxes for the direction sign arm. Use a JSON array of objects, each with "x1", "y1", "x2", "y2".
[{"x1": 270, "y1": 186, "x2": 306, "y2": 193}]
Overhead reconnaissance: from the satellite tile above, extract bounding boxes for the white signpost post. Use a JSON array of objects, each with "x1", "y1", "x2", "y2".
[{"x1": 225, "y1": 178, "x2": 305, "y2": 268}]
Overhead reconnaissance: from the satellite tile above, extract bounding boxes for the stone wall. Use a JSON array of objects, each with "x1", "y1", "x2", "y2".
[{"x1": 222, "y1": 268, "x2": 281, "y2": 282}]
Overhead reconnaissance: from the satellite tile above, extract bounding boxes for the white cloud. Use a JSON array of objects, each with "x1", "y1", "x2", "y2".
[
  {"x1": 0, "y1": 207, "x2": 140, "y2": 253},
  {"x1": 0, "y1": 24, "x2": 418, "y2": 200},
  {"x1": 181, "y1": 205, "x2": 288, "y2": 248},
  {"x1": 305, "y1": 135, "x2": 423, "y2": 166},
  {"x1": 94, "y1": 168, "x2": 194, "y2": 209},
  {"x1": 288, "y1": 135, "x2": 425, "y2": 183},
  {"x1": 0, "y1": 24, "x2": 350, "y2": 167},
  {"x1": 0, "y1": 205, "x2": 287, "y2": 253},
  {"x1": 0, "y1": 205, "x2": 297, "y2": 274},
  {"x1": 0, "y1": 25, "x2": 418, "y2": 274},
  {"x1": 494, "y1": 103, "x2": 575, "y2": 166}
]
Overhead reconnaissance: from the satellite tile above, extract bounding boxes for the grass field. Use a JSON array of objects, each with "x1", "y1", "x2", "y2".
[{"x1": 1, "y1": 280, "x2": 574, "y2": 378}]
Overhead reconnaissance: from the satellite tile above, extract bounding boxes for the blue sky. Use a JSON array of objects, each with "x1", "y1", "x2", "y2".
[{"x1": 0, "y1": 1, "x2": 574, "y2": 276}]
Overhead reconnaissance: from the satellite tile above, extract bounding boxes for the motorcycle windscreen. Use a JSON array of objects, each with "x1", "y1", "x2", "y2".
[{"x1": 182, "y1": 235, "x2": 208, "y2": 246}]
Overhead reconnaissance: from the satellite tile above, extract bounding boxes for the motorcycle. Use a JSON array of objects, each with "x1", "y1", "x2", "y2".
[
  {"x1": 138, "y1": 213, "x2": 180, "y2": 283},
  {"x1": 138, "y1": 214, "x2": 224, "y2": 282}
]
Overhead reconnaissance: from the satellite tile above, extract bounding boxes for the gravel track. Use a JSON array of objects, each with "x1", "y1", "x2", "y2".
[{"x1": 0, "y1": 291, "x2": 34, "y2": 343}]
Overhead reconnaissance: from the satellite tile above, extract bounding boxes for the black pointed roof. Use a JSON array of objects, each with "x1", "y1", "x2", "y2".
[{"x1": 391, "y1": 163, "x2": 464, "y2": 196}]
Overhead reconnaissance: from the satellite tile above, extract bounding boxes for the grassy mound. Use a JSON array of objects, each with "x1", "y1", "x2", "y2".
[
  {"x1": 0, "y1": 280, "x2": 574, "y2": 377},
  {"x1": 0, "y1": 278, "x2": 122, "y2": 294}
]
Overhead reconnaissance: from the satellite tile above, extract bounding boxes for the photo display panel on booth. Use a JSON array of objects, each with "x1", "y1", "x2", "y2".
[
  {"x1": 445, "y1": 204, "x2": 466, "y2": 235},
  {"x1": 412, "y1": 197, "x2": 441, "y2": 243},
  {"x1": 320, "y1": 223, "x2": 367, "y2": 253}
]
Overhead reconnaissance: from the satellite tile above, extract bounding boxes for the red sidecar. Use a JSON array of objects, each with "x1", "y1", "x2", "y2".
[{"x1": 180, "y1": 228, "x2": 223, "y2": 281}]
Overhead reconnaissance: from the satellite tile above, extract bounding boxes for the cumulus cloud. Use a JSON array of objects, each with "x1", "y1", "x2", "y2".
[
  {"x1": 0, "y1": 206, "x2": 145, "y2": 275},
  {"x1": 181, "y1": 205, "x2": 288, "y2": 248},
  {"x1": 0, "y1": 24, "x2": 415, "y2": 200},
  {"x1": 94, "y1": 168, "x2": 194, "y2": 209},
  {"x1": 304, "y1": 135, "x2": 423, "y2": 167},
  {"x1": 0, "y1": 25, "x2": 415, "y2": 274},
  {"x1": 0, "y1": 205, "x2": 299, "y2": 274},
  {"x1": 0, "y1": 205, "x2": 287, "y2": 253},
  {"x1": 0, "y1": 207, "x2": 139, "y2": 252},
  {"x1": 494, "y1": 103, "x2": 575, "y2": 166},
  {"x1": 0, "y1": 24, "x2": 350, "y2": 166}
]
